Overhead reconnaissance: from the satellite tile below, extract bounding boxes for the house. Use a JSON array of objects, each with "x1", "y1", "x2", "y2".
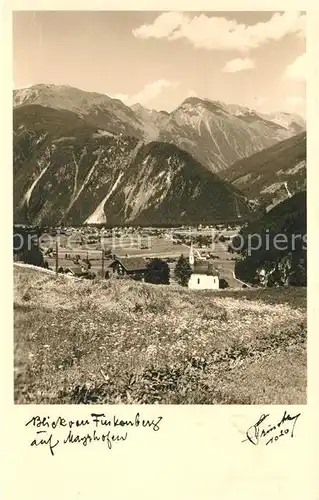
[
  {"x1": 188, "y1": 244, "x2": 219, "y2": 290},
  {"x1": 108, "y1": 257, "x2": 147, "y2": 281}
]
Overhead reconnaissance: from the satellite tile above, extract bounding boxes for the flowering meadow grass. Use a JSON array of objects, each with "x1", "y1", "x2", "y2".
[{"x1": 14, "y1": 264, "x2": 306, "y2": 404}]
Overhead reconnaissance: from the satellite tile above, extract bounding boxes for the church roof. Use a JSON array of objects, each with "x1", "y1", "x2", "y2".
[
  {"x1": 188, "y1": 245, "x2": 219, "y2": 276},
  {"x1": 192, "y1": 261, "x2": 219, "y2": 276}
]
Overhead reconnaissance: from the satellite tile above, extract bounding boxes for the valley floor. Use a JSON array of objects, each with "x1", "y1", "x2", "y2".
[{"x1": 14, "y1": 264, "x2": 307, "y2": 404}]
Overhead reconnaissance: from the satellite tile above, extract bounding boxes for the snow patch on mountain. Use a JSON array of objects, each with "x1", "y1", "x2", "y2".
[
  {"x1": 286, "y1": 160, "x2": 306, "y2": 175},
  {"x1": 92, "y1": 130, "x2": 116, "y2": 138},
  {"x1": 53, "y1": 136, "x2": 76, "y2": 142},
  {"x1": 261, "y1": 182, "x2": 283, "y2": 194}
]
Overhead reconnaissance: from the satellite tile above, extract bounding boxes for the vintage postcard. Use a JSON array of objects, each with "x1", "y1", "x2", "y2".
[{"x1": 2, "y1": 2, "x2": 318, "y2": 499}]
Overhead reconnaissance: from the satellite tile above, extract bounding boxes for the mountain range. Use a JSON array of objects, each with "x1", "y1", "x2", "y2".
[
  {"x1": 13, "y1": 104, "x2": 250, "y2": 226},
  {"x1": 14, "y1": 84, "x2": 305, "y2": 173},
  {"x1": 13, "y1": 84, "x2": 306, "y2": 226}
]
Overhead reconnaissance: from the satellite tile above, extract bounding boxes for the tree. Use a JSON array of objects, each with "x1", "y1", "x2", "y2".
[
  {"x1": 17, "y1": 246, "x2": 45, "y2": 268},
  {"x1": 145, "y1": 258, "x2": 170, "y2": 285},
  {"x1": 289, "y1": 258, "x2": 307, "y2": 286},
  {"x1": 174, "y1": 254, "x2": 192, "y2": 287}
]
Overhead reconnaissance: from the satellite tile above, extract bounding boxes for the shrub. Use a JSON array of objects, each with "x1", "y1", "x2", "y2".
[
  {"x1": 16, "y1": 246, "x2": 45, "y2": 268},
  {"x1": 144, "y1": 258, "x2": 170, "y2": 285},
  {"x1": 219, "y1": 278, "x2": 229, "y2": 289}
]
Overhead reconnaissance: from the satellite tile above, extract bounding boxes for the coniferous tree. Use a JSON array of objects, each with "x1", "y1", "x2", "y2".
[{"x1": 174, "y1": 254, "x2": 192, "y2": 286}]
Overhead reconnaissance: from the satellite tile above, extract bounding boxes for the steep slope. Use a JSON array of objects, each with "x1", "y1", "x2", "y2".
[
  {"x1": 220, "y1": 132, "x2": 306, "y2": 211},
  {"x1": 133, "y1": 97, "x2": 299, "y2": 173},
  {"x1": 131, "y1": 103, "x2": 169, "y2": 141},
  {"x1": 119, "y1": 141, "x2": 250, "y2": 226},
  {"x1": 13, "y1": 104, "x2": 251, "y2": 226},
  {"x1": 14, "y1": 84, "x2": 145, "y2": 138},
  {"x1": 234, "y1": 191, "x2": 306, "y2": 286},
  {"x1": 14, "y1": 85, "x2": 304, "y2": 173}
]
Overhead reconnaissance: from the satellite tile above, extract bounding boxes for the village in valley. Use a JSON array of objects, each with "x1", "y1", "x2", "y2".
[{"x1": 14, "y1": 221, "x2": 247, "y2": 290}]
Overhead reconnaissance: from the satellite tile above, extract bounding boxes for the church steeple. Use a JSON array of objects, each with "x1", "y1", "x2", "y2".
[{"x1": 189, "y1": 242, "x2": 195, "y2": 266}]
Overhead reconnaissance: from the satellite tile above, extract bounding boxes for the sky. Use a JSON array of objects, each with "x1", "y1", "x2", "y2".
[{"x1": 13, "y1": 11, "x2": 306, "y2": 116}]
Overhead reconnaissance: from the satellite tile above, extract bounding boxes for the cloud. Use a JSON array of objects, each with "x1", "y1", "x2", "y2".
[
  {"x1": 112, "y1": 92, "x2": 130, "y2": 102},
  {"x1": 133, "y1": 12, "x2": 187, "y2": 39},
  {"x1": 133, "y1": 11, "x2": 305, "y2": 53},
  {"x1": 223, "y1": 57, "x2": 254, "y2": 73},
  {"x1": 112, "y1": 79, "x2": 179, "y2": 107},
  {"x1": 285, "y1": 53, "x2": 306, "y2": 81},
  {"x1": 186, "y1": 89, "x2": 197, "y2": 98}
]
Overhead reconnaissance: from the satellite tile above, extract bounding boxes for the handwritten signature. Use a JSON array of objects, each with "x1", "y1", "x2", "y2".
[{"x1": 242, "y1": 410, "x2": 301, "y2": 446}]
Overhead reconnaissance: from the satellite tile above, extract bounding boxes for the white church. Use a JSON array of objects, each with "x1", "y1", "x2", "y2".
[{"x1": 187, "y1": 244, "x2": 220, "y2": 290}]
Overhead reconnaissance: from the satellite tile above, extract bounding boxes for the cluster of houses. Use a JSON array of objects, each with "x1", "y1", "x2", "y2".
[
  {"x1": 13, "y1": 225, "x2": 221, "y2": 290},
  {"x1": 56, "y1": 256, "x2": 149, "y2": 281},
  {"x1": 59, "y1": 248, "x2": 220, "y2": 289},
  {"x1": 109, "y1": 248, "x2": 220, "y2": 289},
  {"x1": 40, "y1": 222, "x2": 244, "y2": 241},
  {"x1": 108, "y1": 253, "x2": 220, "y2": 289}
]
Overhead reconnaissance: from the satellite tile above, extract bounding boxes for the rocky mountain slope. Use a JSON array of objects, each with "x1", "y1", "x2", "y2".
[
  {"x1": 13, "y1": 104, "x2": 251, "y2": 226},
  {"x1": 14, "y1": 84, "x2": 145, "y2": 138},
  {"x1": 259, "y1": 111, "x2": 305, "y2": 135},
  {"x1": 14, "y1": 84, "x2": 305, "y2": 173},
  {"x1": 155, "y1": 97, "x2": 300, "y2": 172},
  {"x1": 220, "y1": 132, "x2": 306, "y2": 212},
  {"x1": 234, "y1": 191, "x2": 306, "y2": 286}
]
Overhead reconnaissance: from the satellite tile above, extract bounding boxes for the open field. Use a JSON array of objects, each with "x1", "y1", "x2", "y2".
[
  {"x1": 14, "y1": 264, "x2": 306, "y2": 404},
  {"x1": 43, "y1": 232, "x2": 241, "y2": 285},
  {"x1": 44, "y1": 235, "x2": 189, "y2": 263},
  {"x1": 40, "y1": 228, "x2": 238, "y2": 258},
  {"x1": 42, "y1": 235, "x2": 188, "y2": 255}
]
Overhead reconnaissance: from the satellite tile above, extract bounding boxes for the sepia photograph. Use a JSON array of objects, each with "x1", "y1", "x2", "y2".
[{"x1": 13, "y1": 10, "x2": 307, "y2": 405}]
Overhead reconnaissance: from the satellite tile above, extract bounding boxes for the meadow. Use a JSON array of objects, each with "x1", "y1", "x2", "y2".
[
  {"x1": 14, "y1": 264, "x2": 306, "y2": 404},
  {"x1": 43, "y1": 231, "x2": 240, "y2": 286},
  {"x1": 44, "y1": 235, "x2": 189, "y2": 273}
]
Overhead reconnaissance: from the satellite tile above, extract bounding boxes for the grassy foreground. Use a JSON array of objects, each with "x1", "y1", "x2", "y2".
[{"x1": 14, "y1": 264, "x2": 307, "y2": 404}]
